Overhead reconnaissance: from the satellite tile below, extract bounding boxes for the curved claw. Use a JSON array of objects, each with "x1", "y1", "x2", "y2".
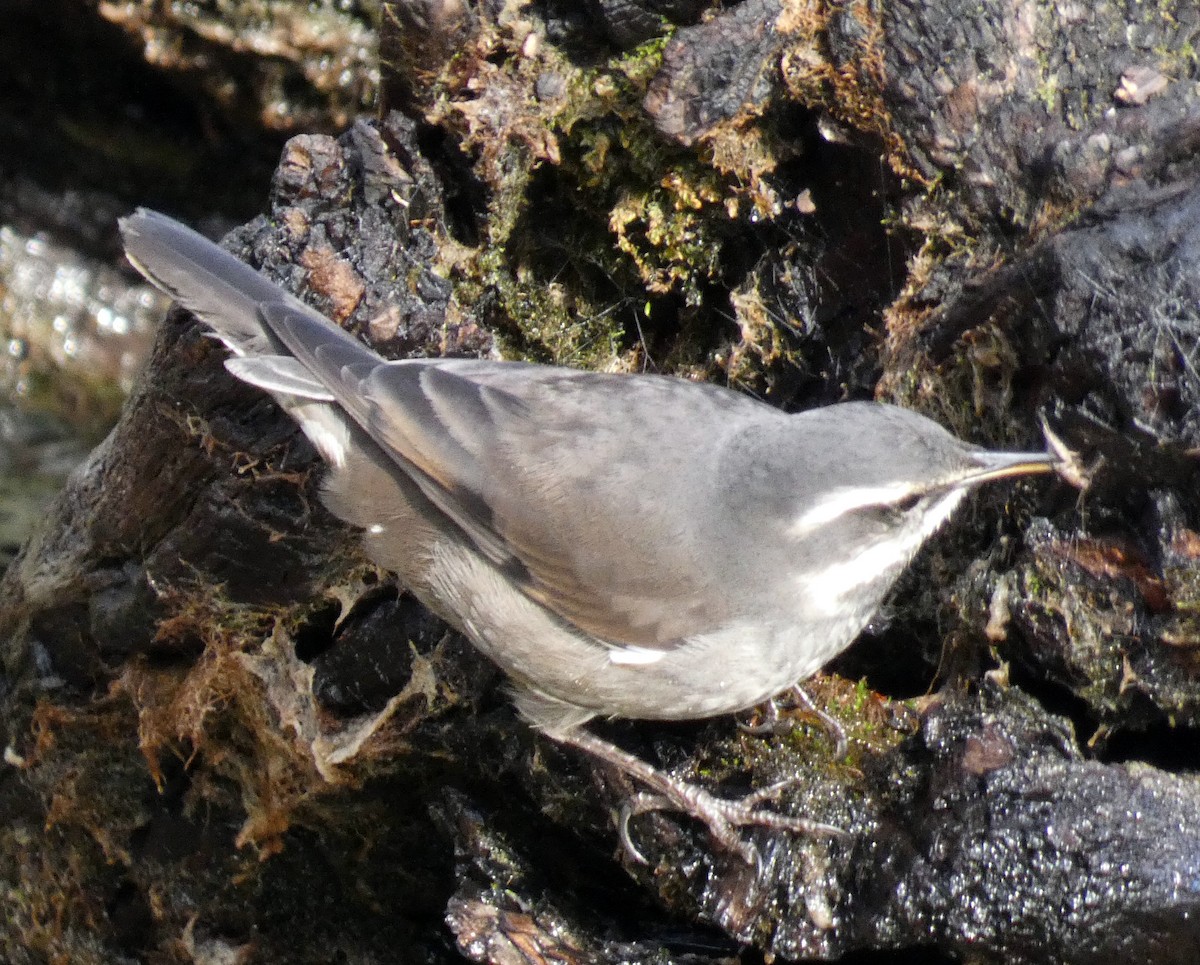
[
  {"x1": 618, "y1": 791, "x2": 761, "y2": 866},
  {"x1": 739, "y1": 696, "x2": 786, "y2": 736},
  {"x1": 741, "y1": 685, "x2": 850, "y2": 760},
  {"x1": 617, "y1": 804, "x2": 648, "y2": 864},
  {"x1": 618, "y1": 792, "x2": 666, "y2": 865}
]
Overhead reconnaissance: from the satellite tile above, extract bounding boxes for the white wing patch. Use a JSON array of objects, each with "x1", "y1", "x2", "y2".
[{"x1": 608, "y1": 645, "x2": 668, "y2": 666}]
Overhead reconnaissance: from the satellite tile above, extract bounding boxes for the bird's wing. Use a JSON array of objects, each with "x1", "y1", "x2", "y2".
[
  {"x1": 120, "y1": 210, "x2": 776, "y2": 648},
  {"x1": 258, "y1": 301, "x2": 763, "y2": 648}
]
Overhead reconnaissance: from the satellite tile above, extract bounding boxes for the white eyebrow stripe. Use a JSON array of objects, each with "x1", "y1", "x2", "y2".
[
  {"x1": 789, "y1": 482, "x2": 916, "y2": 536},
  {"x1": 799, "y1": 488, "x2": 968, "y2": 615}
]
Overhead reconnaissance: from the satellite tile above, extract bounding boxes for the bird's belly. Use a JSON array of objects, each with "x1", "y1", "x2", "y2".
[
  {"x1": 413, "y1": 534, "x2": 877, "y2": 726},
  {"x1": 599, "y1": 614, "x2": 873, "y2": 720}
]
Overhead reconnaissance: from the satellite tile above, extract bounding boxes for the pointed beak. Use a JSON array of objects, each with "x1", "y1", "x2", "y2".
[{"x1": 961, "y1": 448, "x2": 1061, "y2": 486}]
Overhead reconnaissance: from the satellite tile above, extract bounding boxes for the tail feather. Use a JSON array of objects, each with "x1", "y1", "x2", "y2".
[
  {"x1": 120, "y1": 208, "x2": 324, "y2": 358},
  {"x1": 121, "y1": 208, "x2": 357, "y2": 467}
]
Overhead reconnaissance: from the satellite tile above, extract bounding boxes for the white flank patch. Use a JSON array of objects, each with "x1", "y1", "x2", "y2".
[
  {"x1": 305, "y1": 422, "x2": 348, "y2": 466},
  {"x1": 290, "y1": 402, "x2": 350, "y2": 467},
  {"x1": 608, "y1": 645, "x2": 668, "y2": 666}
]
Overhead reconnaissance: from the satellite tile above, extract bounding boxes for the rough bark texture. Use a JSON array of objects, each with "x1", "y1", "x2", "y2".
[{"x1": 3, "y1": 1, "x2": 1200, "y2": 963}]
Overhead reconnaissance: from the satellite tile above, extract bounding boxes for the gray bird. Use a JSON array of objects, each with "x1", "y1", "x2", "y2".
[{"x1": 121, "y1": 209, "x2": 1058, "y2": 862}]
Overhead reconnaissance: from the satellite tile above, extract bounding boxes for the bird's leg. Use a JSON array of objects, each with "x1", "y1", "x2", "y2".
[
  {"x1": 739, "y1": 684, "x2": 849, "y2": 760},
  {"x1": 553, "y1": 726, "x2": 845, "y2": 866},
  {"x1": 787, "y1": 685, "x2": 850, "y2": 760}
]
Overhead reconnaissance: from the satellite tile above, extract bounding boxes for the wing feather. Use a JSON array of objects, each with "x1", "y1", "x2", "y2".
[{"x1": 258, "y1": 300, "x2": 769, "y2": 647}]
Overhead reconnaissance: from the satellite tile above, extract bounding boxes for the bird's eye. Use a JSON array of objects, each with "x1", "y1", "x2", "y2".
[{"x1": 864, "y1": 493, "x2": 922, "y2": 526}]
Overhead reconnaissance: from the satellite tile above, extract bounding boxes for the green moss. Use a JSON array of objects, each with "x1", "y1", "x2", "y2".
[
  {"x1": 1034, "y1": 74, "x2": 1060, "y2": 115},
  {"x1": 439, "y1": 21, "x2": 776, "y2": 370}
]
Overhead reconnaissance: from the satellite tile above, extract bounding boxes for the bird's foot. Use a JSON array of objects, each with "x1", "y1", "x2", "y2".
[
  {"x1": 618, "y1": 779, "x2": 845, "y2": 866},
  {"x1": 555, "y1": 726, "x2": 844, "y2": 867}
]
